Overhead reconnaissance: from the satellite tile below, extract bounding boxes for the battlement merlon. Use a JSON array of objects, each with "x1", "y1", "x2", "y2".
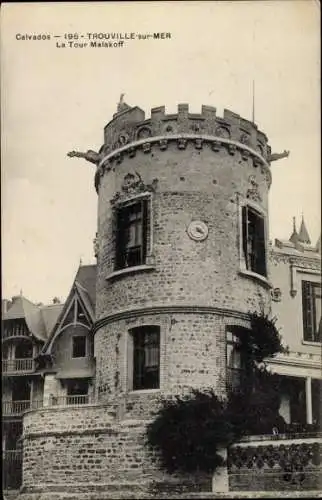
[{"x1": 103, "y1": 103, "x2": 270, "y2": 158}]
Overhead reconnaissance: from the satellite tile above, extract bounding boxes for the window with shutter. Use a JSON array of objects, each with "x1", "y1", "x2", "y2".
[
  {"x1": 115, "y1": 200, "x2": 149, "y2": 270},
  {"x1": 242, "y1": 205, "x2": 267, "y2": 277}
]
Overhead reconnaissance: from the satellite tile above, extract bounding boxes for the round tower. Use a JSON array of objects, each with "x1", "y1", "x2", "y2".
[{"x1": 93, "y1": 101, "x2": 272, "y2": 417}]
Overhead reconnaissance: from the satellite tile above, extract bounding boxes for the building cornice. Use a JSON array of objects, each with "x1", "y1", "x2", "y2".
[
  {"x1": 95, "y1": 134, "x2": 271, "y2": 192},
  {"x1": 93, "y1": 304, "x2": 250, "y2": 333}
]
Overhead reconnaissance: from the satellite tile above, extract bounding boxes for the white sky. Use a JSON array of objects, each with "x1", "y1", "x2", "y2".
[{"x1": 1, "y1": 1, "x2": 320, "y2": 304}]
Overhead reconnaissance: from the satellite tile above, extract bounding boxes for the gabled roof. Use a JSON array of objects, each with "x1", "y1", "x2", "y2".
[
  {"x1": 40, "y1": 304, "x2": 64, "y2": 335},
  {"x1": 2, "y1": 296, "x2": 62, "y2": 342},
  {"x1": 75, "y1": 265, "x2": 96, "y2": 309},
  {"x1": 42, "y1": 264, "x2": 97, "y2": 353}
]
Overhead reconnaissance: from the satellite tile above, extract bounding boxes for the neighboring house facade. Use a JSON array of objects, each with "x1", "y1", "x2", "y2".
[
  {"x1": 268, "y1": 218, "x2": 321, "y2": 428},
  {"x1": 2, "y1": 296, "x2": 63, "y2": 489},
  {"x1": 39, "y1": 265, "x2": 96, "y2": 407},
  {"x1": 2, "y1": 265, "x2": 96, "y2": 490}
]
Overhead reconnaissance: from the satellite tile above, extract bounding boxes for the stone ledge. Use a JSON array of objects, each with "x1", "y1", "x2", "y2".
[{"x1": 16, "y1": 490, "x2": 322, "y2": 500}]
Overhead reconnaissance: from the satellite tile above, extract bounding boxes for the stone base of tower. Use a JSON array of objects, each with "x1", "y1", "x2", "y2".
[
  {"x1": 20, "y1": 403, "x2": 322, "y2": 499},
  {"x1": 20, "y1": 404, "x2": 212, "y2": 499}
]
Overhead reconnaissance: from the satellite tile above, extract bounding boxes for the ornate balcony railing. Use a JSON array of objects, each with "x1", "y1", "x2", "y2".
[
  {"x1": 2, "y1": 400, "x2": 43, "y2": 416},
  {"x1": 2, "y1": 358, "x2": 35, "y2": 374}
]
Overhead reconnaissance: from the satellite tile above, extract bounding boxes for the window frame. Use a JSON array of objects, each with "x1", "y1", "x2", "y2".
[
  {"x1": 239, "y1": 200, "x2": 268, "y2": 281},
  {"x1": 128, "y1": 325, "x2": 161, "y2": 392},
  {"x1": 302, "y1": 280, "x2": 321, "y2": 343},
  {"x1": 71, "y1": 335, "x2": 87, "y2": 359},
  {"x1": 226, "y1": 330, "x2": 244, "y2": 392},
  {"x1": 113, "y1": 193, "x2": 153, "y2": 273}
]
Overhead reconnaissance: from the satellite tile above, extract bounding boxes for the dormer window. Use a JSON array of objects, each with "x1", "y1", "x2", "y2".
[{"x1": 115, "y1": 200, "x2": 148, "y2": 270}]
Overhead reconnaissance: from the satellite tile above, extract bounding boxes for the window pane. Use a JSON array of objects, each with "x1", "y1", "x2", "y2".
[
  {"x1": 226, "y1": 329, "x2": 247, "y2": 392},
  {"x1": 303, "y1": 281, "x2": 322, "y2": 342},
  {"x1": 314, "y1": 285, "x2": 321, "y2": 338},
  {"x1": 72, "y1": 336, "x2": 86, "y2": 358},
  {"x1": 115, "y1": 200, "x2": 148, "y2": 270},
  {"x1": 132, "y1": 327, "x2": 160, "y2": 390},
  {"x1": 67, "y1": 380, "x2": 88, "y2": 396}
]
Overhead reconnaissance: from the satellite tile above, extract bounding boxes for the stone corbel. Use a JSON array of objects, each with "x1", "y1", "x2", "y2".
[
  {"x1": 195, "y1": 138, "x2": 203, "y2": 150},
  {"x1": 212, "y1": 140, "x2": 221, "y2": 152},
  {"x1": 241, "y1": 149, "x2": 250, "y2": 161},
  {"x1": 114, "y1": 153, "x2": 123, "y2": 164},
  {"x1": 228, "y1": 144, "x2": 236, "y2": 155},
  {"x1": 253, "y1": 157, "x2": 262, "y2": 168},
  {"x1": 159, "y1": 139, "x2": 168, "y2": 151},
  {"x1": 177, "y1": 138, "x2": 187, "y2": 150},
  {"x1": 128, "y1": 146, "x2": 136, "y2": 158},
  {"x1": 142, "y1": 142, "x2": 151, "y2": 154}
]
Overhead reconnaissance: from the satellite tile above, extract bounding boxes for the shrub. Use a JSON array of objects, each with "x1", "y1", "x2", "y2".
[{"x1": 146, "y1": 389, "x2": 240, "y2": 474}]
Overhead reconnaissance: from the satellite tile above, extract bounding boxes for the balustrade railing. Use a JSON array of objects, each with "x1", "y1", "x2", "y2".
[
  {"x1": 2, "y1": 400, "x2": 43, "y2": 416},
  {"x1": 3, "y1": 394, "x2": 91, "y2": 416},
  {"x1": 2, "y1": 322, "x2": 29, "y2": 340},
  {"x1": 2, "y1": 358, "x2": 35, "y2": 374},
  {"x1": 50, "y1": 394, "x2": 90, "y2": 406},
  {"x1": 3, "y1": 450, "x2": 23, "y2": 489}
]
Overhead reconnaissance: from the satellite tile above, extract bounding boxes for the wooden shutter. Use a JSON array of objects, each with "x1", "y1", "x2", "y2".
[{"x1": 242, "y1": 206, "x2": 248, "y2": 269}]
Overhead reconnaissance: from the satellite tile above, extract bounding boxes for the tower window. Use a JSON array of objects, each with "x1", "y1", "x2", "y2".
[
  {"x1": 115, "y1": 200, "x2": 148, "y2": 270},
  {"x1": 131, "y1": 326, "x2": 160, "y2": 390},
  {"x1": 72, "y1": 336, "x2": 87, "y2": 358},
  {"x1": 226, "y1": 331, "x2": 243, "y2": 392},
  {"x1": 302, "y1": 281, "x2": 321, "y2": 342},
  {"x1": 242, "y1": 205, "x2": 267, "y2": 277}
]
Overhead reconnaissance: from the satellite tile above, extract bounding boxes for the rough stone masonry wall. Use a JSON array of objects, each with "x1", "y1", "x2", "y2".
[
  {"x1": 21, "y1": 405, "x2": 211, "y2": 498},
  {"x1": 96, "y1": 143, "x2": 270, "y2": 318},
  {"x1": 95, "y1": 312, "x2": 251, "y2": 406}
]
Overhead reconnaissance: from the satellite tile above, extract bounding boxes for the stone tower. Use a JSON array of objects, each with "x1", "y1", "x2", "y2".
[
  {"x1": 20, "y1": 102, "x2": 277, "y2": 499},
  {"x1": 93, "y1": 101, "x2": 272, "y2": 415}
]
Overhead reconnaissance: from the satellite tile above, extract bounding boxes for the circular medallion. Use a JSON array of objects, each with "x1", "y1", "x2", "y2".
[{"x1": 187, "y1": 221, "x2": 209, "y2": 241}]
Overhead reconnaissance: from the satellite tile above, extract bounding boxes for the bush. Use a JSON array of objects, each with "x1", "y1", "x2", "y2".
[{"x1": 146, "y1": 389, "x2": 239, "y2": 474}]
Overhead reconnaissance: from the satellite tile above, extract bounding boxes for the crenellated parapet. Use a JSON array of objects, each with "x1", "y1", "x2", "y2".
[
  {"x1": 94, "y1": 103, "x2": 272, "y2": 192},
  {"x1": 103, "y1": 103, "x2": 269, "y2": 157}
]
